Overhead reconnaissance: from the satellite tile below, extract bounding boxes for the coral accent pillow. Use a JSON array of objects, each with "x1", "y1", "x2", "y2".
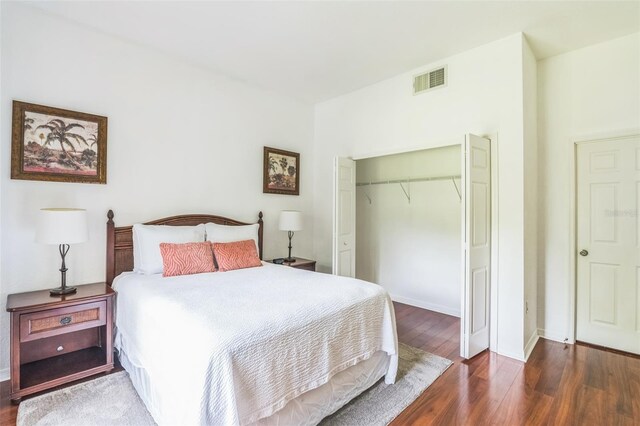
[
  {"x1": 212, "y1": 239, "x2": 262, "y2": 272},
  {"x1": 159, "y1": 242, "x2": 216, "y2": 277}
]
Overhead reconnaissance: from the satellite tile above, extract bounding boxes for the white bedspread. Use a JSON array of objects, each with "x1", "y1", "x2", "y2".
[{"x1": 113, "y1": 262, "x2": 398, "y2": 426}]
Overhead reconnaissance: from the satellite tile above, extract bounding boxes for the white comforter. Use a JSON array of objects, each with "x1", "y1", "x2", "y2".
[{"x1": 113, "y1": 262, "x2": 398, "y2": 426}]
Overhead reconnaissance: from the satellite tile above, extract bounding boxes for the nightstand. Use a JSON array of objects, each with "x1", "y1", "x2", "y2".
[
  {"x1": 269, "y1": 257, "x2": 316, "y2": 272},
  {"x1": 6, "y1": 282, "x2": 115, "y2": 403}
]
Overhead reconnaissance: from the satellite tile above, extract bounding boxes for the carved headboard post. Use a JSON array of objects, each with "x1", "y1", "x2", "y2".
[
  {"x1": 258, "y1": 211, "x2": 264, "y2": 260},
  {"x1": 106, "y1": 210, "x2": 115, "y2": 286}
]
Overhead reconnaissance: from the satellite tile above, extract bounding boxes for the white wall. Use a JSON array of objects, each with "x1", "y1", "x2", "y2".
[
  {"x1": 355, "y1": 145, "x2": 461, "y2": 316},
  {"x1": 523, "y1": 38, "x2": 539, "y2": 357},
  {"x1": 0, "y1": 4, "x2": 315, "y2": 377},
  {"x1": 537, "y1": 32, "x2": 640, "y2": 343},
  {"x1": 313, "y1": 34, "x2": 532, "y2": 360}
]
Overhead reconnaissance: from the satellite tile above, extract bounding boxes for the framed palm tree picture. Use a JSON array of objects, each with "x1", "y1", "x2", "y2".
[
  {"x1": 263, "y1": 146, "x2": 300, "y2": 195},
  {"x1": 11, "y1": 100, "x2": 107, "y2": 184}
]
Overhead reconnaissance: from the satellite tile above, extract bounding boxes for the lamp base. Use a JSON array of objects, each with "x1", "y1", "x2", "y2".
[
  {"x1": 284, "y1": 257, "x2": 296, "y2": 263},
  {"x1": 50, "y1": 286, "x2": 77, "y2": 296}
]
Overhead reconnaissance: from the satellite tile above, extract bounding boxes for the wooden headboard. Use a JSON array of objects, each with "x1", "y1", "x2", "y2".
[{"x1": 105, "y1": 209, "x2": 264, "y2": 286}]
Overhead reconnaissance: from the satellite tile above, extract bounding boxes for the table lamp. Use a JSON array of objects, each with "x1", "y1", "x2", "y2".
[
  {"x1": 36, "y1": 208, "x2": 88, "y2": 296},
  {"x1": 279, "y1": 210, "x2": 303, "y2": 263}
]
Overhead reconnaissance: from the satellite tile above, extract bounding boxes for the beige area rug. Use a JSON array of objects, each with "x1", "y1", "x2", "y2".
[{"x1": 17, "y1": 344, "x2": 452, "y2": 426}]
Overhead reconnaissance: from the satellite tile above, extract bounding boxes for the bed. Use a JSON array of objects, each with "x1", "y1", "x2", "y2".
[{"x1": 105, "y1": 210, "x2": 398, "y2": 425}]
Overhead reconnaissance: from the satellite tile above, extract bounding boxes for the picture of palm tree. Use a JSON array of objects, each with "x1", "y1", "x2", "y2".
[
  {"x1": 12, "y1": 101, "x2": 107, "y2": 184},
  {"x1": 22, "y1": 111, "x2": 100, "y2": 175},
  {"x1": 269, "y1": 153, "x2": 296, "y2": 189},
  {"x1": 263, "y1": 147, "x2": 299, "y2": 195}
]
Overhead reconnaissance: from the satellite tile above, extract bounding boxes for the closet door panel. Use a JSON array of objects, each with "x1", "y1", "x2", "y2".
[
  {"x1": 462, "y1": 134, "x2": 492, "y2": 359},
  {"x1": 333, "y1": 157, "x2": 356, "y2": 277}
]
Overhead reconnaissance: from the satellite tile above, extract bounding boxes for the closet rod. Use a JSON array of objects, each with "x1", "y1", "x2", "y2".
[{"x1": 355, "y1": 175, "x2": 461, "y2": 187}]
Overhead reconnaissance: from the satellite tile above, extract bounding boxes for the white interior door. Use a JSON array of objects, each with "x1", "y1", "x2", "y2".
[
  {"x1": 333, "y1": 157, "x2": 356, "y2": 277},
  {"x1": 576, "y1": 136, "x2": 640, "y2": 354},
  {"x1": 461, "y1": 134, "x2": 492, "y2": 359}
]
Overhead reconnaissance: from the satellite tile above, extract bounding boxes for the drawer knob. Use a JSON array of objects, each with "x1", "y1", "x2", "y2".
[
  {"x1": 56, "y1": 345, "x2": 64, "y2": 352},
  {"x1": 60, "y1": 316, "x2": 72, "y2": 325}
]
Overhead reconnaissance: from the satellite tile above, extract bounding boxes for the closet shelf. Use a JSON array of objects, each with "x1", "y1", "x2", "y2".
[
  {"x1": 355, "y1": 175, "x2": 461, "y2": 186},
  {"x1": 356, "y1": 175, "x2": 462, "y2": 203}
]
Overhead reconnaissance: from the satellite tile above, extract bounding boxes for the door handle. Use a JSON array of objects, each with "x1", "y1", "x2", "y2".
[{"x1": 579, "y1": 249, "x2": 589, "y2": 257}]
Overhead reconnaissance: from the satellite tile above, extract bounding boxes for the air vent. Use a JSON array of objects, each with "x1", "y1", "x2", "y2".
[{"x1": 413, "y1": 66, "x2": 447, "y2": 95}]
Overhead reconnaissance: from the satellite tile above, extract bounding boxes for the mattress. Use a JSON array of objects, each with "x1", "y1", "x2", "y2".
[{"x1": 113, "y1": 263, "x2": 398, "y2": 425}]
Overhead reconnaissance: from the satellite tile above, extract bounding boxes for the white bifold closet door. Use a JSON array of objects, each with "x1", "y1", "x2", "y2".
[
  {"x1": 333, "y1": 157, "x2": 356, "y2": 277},
  {"x1": 333, "y1": 133, "x2": 492, "y2": 360},
  {"x1": 461, "y1": 134, "x2": 492, "y2": 359}
]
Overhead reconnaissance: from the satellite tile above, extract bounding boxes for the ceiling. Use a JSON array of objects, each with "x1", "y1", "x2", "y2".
[{"x1": 26, "y1": 1, "x2": 640, "y2": 103}]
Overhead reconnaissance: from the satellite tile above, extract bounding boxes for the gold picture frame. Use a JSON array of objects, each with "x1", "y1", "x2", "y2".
[
  {"x1": 11, "y1": 100, "x2": 108, "y2": 184},
  {"x1": 263, "y1": 146, "x2": 299, "y2": 195}
]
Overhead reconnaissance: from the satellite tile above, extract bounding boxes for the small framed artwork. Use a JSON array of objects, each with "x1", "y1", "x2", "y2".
[
  {"x1": 11, "y1": 100, "x2": 108, "y2": 184},
  {"x1": 263, "y1": 146, "x2": 300, "y2": 195}
]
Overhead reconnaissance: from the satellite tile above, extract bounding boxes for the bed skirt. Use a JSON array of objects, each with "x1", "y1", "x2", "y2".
[{"x1": 118, "y1": 348, "x2": 390, "y2": 426}]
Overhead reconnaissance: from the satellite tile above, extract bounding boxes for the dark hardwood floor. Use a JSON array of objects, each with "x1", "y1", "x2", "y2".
[
  {"x1": 2, "y1": 302, "x2": 639, "y2": 425},
  {"x1": 390, "y1": 302, "x2": 640, "y2": 425}
]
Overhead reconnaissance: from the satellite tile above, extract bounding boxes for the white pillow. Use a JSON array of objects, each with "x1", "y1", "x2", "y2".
[
  {"x1": 205, "y1": 222, "x2": 260, "y2": 253},
  {"x1": 133, "y1": 224, "x2": 205, "y2": 275}
]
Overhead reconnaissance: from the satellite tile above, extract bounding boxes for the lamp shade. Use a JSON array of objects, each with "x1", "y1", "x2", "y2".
[
  {"x1": 279, "y1": 210, "x2": 303, "y2": 232},
  {"x1": 36, "y1": 208, "x2": 88, "y2": 245}
]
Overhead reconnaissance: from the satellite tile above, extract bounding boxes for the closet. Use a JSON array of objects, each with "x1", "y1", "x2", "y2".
[
  {"x1": 333, "y1": 134, "x2": 492, "y2": 359},
  {"x1": 355, "y1": 145, "x2": 462, "y2": 317}
]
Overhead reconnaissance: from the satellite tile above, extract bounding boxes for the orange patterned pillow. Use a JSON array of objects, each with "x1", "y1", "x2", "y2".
[
  {"x1": 212, "y1": 239, "x2": 262, "y2": 272},
  {"x1": 159, "y1": 242, "x2": 216, "y2": 277}
]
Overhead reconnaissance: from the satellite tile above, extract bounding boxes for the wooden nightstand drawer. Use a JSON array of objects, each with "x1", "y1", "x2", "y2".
[
  {"x1": 7, "y1": 282, "x2": 115, "y2": 402},
  {"x1": 19, "y1": 301, "x2": 106, "y2": 343},
  {"x1": 20, "y1": 328, "x2": 100, "y2": 364}
]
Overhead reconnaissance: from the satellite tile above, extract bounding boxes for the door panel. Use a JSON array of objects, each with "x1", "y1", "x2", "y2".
[
  {"x1": 461, "y1": 134, "x2": 491, "y2": 359},
  {"x1": 471, "y1": 267, "x2": 488, "y2": 333},
  {"x1": 577, "y1": 136, "x2": 640, "y2": 354},
  {"x1": 637, "y1": 182, "x2": 640, "y2": 245},
  {"x1": 589, "y1": 263, "x2": 617, "y2": 325},
  {"x1": 637, "y1": 267, "x2": 640, "y2": 331},
  {"x1": 339, "y1": 251, "x2": 352, "y2": 277},
  {"x1": 333, "y1": 157, "x2": 356, "y2": 277},
  {"x1": 339, "y1": 190, "x2": 352, "y2": 236},
  {"x1": 472, "y1": 182, "x2": 488, "y2": 247},
  {"x1": 590, "y1": 183, "x2": 617, "y2": 242},
  {"x1": 590, "y1": 150, "x2": 618, "y2": 172}
]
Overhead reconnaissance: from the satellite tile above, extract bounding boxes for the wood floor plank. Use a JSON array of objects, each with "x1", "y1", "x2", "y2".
[
  {"x1": 545, "y1": 342, "x2": 588, "y2": 425},
  {"x1": 575, "y1": 384, "x2": 609, "y2": 425},
  {"x1": 0, "y1": 381, "x2": 16, "y2": 426},
  {"x1": 532, "y1": 339, "x2": 569, "y2": 397},
  {"x1": 463, "y1": 357, "x2": 523, "y2": 423},
  {"x1": 604, "y1": 351, "x2": 634, "y2": 418},
  {"x1": 472, "y1": 350, "x2": 506, "y2": 381},
  {"x1": 629, "y1": 355, "x2": 640, "y2": 420},
  {"x1": 489, "y1": 366, "x2": 553, "y2": 425},
  {"x1": 584, "y1": 347, "x2": 608, "y2": 391},
  {"x1": 393, "y1": 357, "x2": 484, "y2": 426}
]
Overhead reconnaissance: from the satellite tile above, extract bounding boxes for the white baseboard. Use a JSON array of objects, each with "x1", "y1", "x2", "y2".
[
  {"x1": 524, "y1": 331, "x2": 539, "y2": 361},
  {"x1": 538, "y1": 328, "x2": 573, "y2": 344},
  {"x1": 0, "y1": 368, "x2": 9, "y2": 382},
  {"x1": 495, "y1": 348, "x2": 526, "y2": 362},
  {"x1": 390, "y1": 294, "x2": 461, "y2": 318}
]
